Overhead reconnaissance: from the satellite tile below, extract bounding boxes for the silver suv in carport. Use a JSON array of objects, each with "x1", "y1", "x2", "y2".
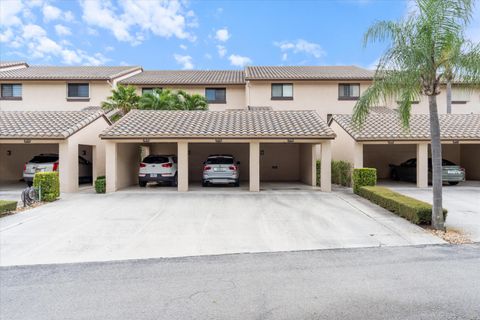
[
  {"x1": 138, "y1": 154, "x2": 178, "y2": 187},
  {"x1": 202, "y1": 154, "x2": 240, "y2": 187}
]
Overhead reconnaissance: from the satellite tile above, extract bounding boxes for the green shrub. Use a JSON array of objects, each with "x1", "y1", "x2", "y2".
[
  {"x1": 33, "y1": 172, "x2": 60, "y2": 202},
  {"x1": 357, "y1": 186, "x2": 447, "y2": 225},
  {"x1": 0, "y1": 200, "x2": 17, "y2": 214},
  {"x1": 95, "y1": 176, "x2": 106, "y2": 194},
  {"x1": 332, "y1": 160, "x2": 352, "y2": 187},
  {"x1": 316, "y1": 160, "x2": 321, "y2": 186},
  {"x1": 316, "y1": 160, "x2": 353, "y2": 187},
  {"x1": 352, "y1": 168, "x2": 377, "y2": 194}
]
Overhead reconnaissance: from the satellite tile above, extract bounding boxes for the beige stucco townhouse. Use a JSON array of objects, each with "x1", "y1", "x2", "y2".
[
  {"x1": 100, "y1": 109, "x2": 335, "y2": 193},
  {"x1": 329, "y1": 113, "x2": 480, "y2": 187},
  {"x1": 1, "y1": 61, "x2": 479, "y2": 193},
  {"x1": 0, "y1": 110, "x2": 110, "y2": 192},
  {"x1": 0, "y1": 63, "x2": 142, "y2": 111}
]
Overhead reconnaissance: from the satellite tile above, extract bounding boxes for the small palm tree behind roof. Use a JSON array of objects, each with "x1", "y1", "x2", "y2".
[{"x1": 353, "y1": 0, "x2": 480, "y2": 230}]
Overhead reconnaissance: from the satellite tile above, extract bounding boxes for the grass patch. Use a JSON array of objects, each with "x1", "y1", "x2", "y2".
[{"x1": 0, "y1": 200, "x2": 17, "y2": 214}]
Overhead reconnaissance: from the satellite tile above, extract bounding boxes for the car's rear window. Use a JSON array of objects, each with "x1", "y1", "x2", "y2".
[
  {"x1": 30, "y1": 155, "x2": 58, "y2": 163},
  {"x1": 143, "y1": 156, "x2": 169, "y2": 164},
  {"x1": 442, "y1": 159, "x2": 456, "y2": 166},
  {"x1": 206, "y1": 157, "x2": 234, "y2": 165}
]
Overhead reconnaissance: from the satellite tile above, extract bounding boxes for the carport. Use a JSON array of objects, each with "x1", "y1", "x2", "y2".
[
  {"x1": 330, "y1": 113, "x2": 480, "y2": 187},
  {"x1": 101, "y1": 110, "x2": 335, "y2": 192},
  {"x1": 0, "y1": 111, "x2": 110, "y2": 192}
]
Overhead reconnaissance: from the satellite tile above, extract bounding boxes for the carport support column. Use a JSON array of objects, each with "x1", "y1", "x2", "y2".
[
  {"x1": 105, "y1": 141, "x2": 117, "y2": 193},
  {"x1": 353, "y1": 143, "x2": 363, "y2": 168},
  {"x1": 58, "y1": 140, "x2": 78, "y2": 193},
  {"x1": 177, "y1": 141, "x2": 189, "y2": 192},
  {"x1": 417, "y1": 143, "x2": 428, "y2": 188},
  {"x1": 249, "y1": 142, "x2": 260, "y2": 192},
  {"x1": 320, "y1": 140, "x2": 332, "y2": 192}
]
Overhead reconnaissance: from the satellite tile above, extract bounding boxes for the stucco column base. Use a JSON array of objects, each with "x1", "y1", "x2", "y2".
[
  {"x1": 58, "y1": 140, "x2": 78, "y2": 193},
  {"x1": 320, "y1": 141, "x2": 332, "y2": 192},
  {"x1": 416, "y1": 143, "x2": 428, "y2": 188},
  {"x1": 353, "y1": 142, "x2": 363, "y2": 169},
  {"x1": 105, "y1": 141, "x2": 117, "y2": 193},
  {"x1": 177, "y1": 141, "x2": 189, "y2": 192},
  {"x1": 249, "y1": 142, "x2": 260, "y2": 192}
]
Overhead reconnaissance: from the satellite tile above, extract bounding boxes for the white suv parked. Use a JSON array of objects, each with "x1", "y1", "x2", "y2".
[
  {"x1": 23, "y1": 153, "x2": 92, "y2": 186},
  {"x1": 138, "y1": 154, "x2": 178, "y2": 187}
]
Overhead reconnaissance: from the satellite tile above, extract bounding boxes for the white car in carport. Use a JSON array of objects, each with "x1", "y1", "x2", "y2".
[
  {"x1": 23, "y1": 153, "x2": 92, "y2": 186},
  {"x1": 138, "y1": 154, "x2": 178, "y2": 187},
  {"x1": 202, "y1": 154, "x2": 240, "y2": 187}
]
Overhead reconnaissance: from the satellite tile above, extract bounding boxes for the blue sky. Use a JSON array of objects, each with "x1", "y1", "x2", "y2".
[{"x1": 1, "y1": 0, "x2": 479, "y2": 70}]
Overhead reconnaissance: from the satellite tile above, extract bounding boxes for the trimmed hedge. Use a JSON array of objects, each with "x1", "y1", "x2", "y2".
[
  {"x1": 316, "y1": 160, "x2": 353, "y2": 187},
  {"x1": 0, "y1": 200, "x2": 17, "y2": 214},
  {"x1": 332, "y1": 160, "x2": 352, "y2": 187},
  {"x1": 352, "y1": 168, "x2": 377, "y2": 194},
  {"x1": 95, "y1": 176, "x2": 106, "y2": 194},
  {"x1": 33, "y1": 172, "x2": 60, "y2": 202},
  {"x1": 358, "y1": 186, "x2": 447, "y2": 225}
]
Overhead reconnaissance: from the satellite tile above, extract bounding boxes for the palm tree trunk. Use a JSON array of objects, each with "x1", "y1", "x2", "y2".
[
  {"x1": 428, "y1": 95, "x2": 445, "y2": 230},
  {"x1": 446, "y1": 80, "x2": 452, "y2": 114}
]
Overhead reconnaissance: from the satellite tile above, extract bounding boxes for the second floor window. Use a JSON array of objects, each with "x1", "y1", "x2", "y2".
[
  {"x1": 205, "y1": 88, "x2": 226, "y2": 103},
  {"x1": 452, "y1": 87, "x2": 471, "y2": 104},
  {"x1": 1, "y1": 84, "x2": 22, "y2": 99},
  {"x1": 338, "y1": 84, "x2": 360, "y2": 100},
  {"x1": 142, "y1": 87, "x2": 162, "y2": 94},
  {"x1": 67, "y1": 83, "x2": 89, "y2": 98},
  {"x1": 271, "y1": 83, "x2": 293, "y2": 100}
]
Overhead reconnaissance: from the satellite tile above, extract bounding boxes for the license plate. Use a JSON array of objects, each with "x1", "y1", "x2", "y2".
[
  {"x1": 150, "y1": 173, "x2": 157, "y2": 177},
  {"x1": 214, "y1": 168, "x2": 225, "y2": 172},
  {"x1": 447, "y1": 170, "x2": 459, "y2": 174}
]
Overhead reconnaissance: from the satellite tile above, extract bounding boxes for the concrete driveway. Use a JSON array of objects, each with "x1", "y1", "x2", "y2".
[
  {"x1": 0, "y1": 186, "x2": 443, "y2": 266},
  {"x1": 385, "y1": 181, "x2": 480, "y2": 242}
]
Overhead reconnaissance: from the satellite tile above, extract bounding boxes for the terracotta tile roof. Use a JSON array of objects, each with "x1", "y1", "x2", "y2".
[
  {"x1": 0, "y1": 66, "x2": 142, "y2": 80},
  {"x1": 332, "y1": 113, "x2": 480, "y2": 141},
  {"x1": 0, "y1": 61, "x2": 28, "y2": 68},
  {"x1": 120, "y1": 70, "x2": 245, "y2": 85},
  {"x1": 0, "y1": 111, "x2": 107, "y2": 139},
  {"x1": 245, "y1": 66, "x2": 374, "y2": 80},
  {"x1": 101, "y1": 110, "x2": 335, "y2": 139}
]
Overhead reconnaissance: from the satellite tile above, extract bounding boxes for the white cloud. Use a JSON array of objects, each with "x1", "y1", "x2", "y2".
[
  {"x1": 23, "y1": 24, "x2": 46, "y2": 39},
  {"x1": 0, "y1": 0, "x2": 24, "y2": 26},
  {"x1": 80, "y1": 0, "x2": 196, "y2": 46},
  {"x1": 215, "y1": 28, "x2": 230, "y2": 42},
  {"x1": 228, "y1": 54, "x2": 252, "y2": 67},
  {"x1": 55, "y1": 24, "x2": 71, "y2": 36},
  {"x1": 281, "y1": 53, "x2": 288, "y2": 61},
  {"x1": 105, "y1": 46, "x2": 115, "y2": 52},
  {"x1": 64, "y1": 11, "x2": 74, "y2": 22},
  {"x1": 43, "y1": 4, "x2": 61, "y2": 22},
  {"x1": 204, "y1": 53, "x2": 213, "y2": 59},
  {"x1": 0, "y1": 28, "x2": 14, "y2": 42},
  {"x1": 217, "y1": 45, "x2": 227, "y2": 57},
  {"x1": 274, "y1": 39, "x2": 326, "y2": 59},
  {"x1": 180, "y1": 44, "x2": 188, "y2": 50},
  {"x1": 174, "y1": 54, "x2": 194, "y2": 69}
]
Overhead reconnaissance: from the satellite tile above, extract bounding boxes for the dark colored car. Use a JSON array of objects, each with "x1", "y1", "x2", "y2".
[{"x1": 389, "y1": 158, "x2": 465, "y2": 185}]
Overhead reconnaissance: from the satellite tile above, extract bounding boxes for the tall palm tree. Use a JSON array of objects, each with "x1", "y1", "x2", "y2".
[
  {"x1": 101, "y1": 85, "x2": 140, "y2": 116},
  {"x1": 353, "y1": 0, "x2": 480, "y2": 230},
  {"x1": 139, "y1": 89, "x2": 176, "y2": 110},
  {"x1": 175, "y1": 90, "x2": 208, "y2": 110},
  {"x1": 139, "y1": 89, "x2": 208, "y2": 111}
]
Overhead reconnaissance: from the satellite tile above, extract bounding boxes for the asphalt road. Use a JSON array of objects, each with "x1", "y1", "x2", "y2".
[{"x1": 1, "y1": 244, "x2": 479, "y2": 320}]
